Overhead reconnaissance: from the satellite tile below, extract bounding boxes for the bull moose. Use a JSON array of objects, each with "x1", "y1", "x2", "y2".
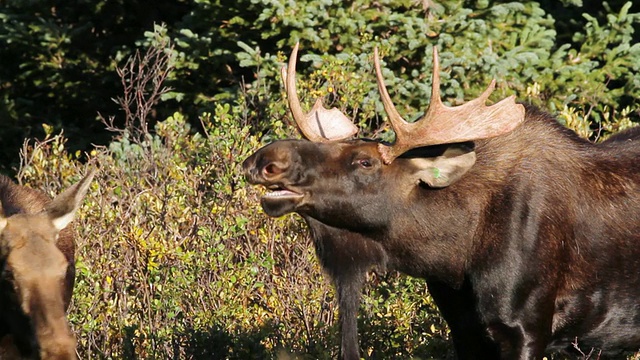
[
  {"x1": 243, "y1": 43, "x2": 640, "y2": 359},
  {"x1": 0, "y1": 170, "x2": 95, "y2": 359}
]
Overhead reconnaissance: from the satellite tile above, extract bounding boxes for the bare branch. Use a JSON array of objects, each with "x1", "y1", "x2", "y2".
[{"x1": 99, "y1": 32, "x2": 175, "y2": 143}]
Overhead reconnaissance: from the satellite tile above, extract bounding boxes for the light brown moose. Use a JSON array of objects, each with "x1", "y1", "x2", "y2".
[{"x1": 0, "y1": 170, "x2": 95, "y2": 360}]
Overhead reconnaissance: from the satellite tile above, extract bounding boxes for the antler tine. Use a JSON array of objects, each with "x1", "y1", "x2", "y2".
[
  {"x1": 282, "y1": 42, "x2": 358, "y2": 142},
  {"x1": 375, "y1": 46, "x2": 526, "y2": 164},
  {"x1": 282, "y1": 42, "x2": 324, "y2": 142},
  {"x1": 428, "y1": 47, "x2": 444, "y2": 111},
  {"x1": 374, "y1": 47, "x2": 408, "y2": 131}
]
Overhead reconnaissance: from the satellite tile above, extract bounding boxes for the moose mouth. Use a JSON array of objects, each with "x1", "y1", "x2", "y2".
[
  {"x1": 259, "y1": 185, "x2": 305, "y2": 217},
  {"x1": 262, "y1": 184, "x2": 304, "y2": 200}
]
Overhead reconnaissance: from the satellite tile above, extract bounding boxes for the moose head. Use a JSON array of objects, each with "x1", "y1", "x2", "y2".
[
  {"x1": 0, "y1": 170, "x2": 95, "y2": 360},
  {"x1": 244, "y1": 43, "x2": 525, "y2": 223}
]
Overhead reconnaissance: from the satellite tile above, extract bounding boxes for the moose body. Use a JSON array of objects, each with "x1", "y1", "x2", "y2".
[
  {"x1": 0, "y1": 171, "x2": 94, "y2": 359},
  {"x1": 243, "y1": 44, "x2": 640, "y2": 359}
]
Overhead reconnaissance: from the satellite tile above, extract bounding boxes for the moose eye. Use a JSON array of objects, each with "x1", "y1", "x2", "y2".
[{"x1": 356, "y1": 159, "x2": 373, "y2": 168}]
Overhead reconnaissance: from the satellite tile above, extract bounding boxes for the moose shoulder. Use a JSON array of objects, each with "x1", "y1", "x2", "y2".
[
  {"x1": 243, "y1": 44, "x2": 640, "y2": 360},
  {"x1": 0, "y1": 171, "x2": 95, "y2": 360}
]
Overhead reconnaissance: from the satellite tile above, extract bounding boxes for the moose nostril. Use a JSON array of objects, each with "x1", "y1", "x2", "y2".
[{"x1": 263, "y1": 162, "x2": 284, "y2": 178}]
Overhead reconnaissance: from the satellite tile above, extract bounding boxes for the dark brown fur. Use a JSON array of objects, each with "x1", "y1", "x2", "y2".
[{"x1": 243, "y1": 105, "x2": 640, "y2": 359}]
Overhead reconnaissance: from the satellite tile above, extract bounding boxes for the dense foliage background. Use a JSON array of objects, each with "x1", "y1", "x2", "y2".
[
  {"x1": 1, "y1": 0, "x2": 639, "y2": 172},
  {"x1": 2, "y1": 0, "x2": 640, "y2": 358}
]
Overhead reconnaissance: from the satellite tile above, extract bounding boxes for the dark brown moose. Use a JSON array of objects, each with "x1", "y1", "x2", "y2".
[
  {"x1": 0, "y1": 170, "x2": 95, "y2": 360},
  {"x1": 243, "y1": 43, "x2": 640, "y2": 360}
]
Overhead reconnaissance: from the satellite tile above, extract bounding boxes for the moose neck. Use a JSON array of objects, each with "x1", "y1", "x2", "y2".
[
  {"x1": 385, "y1": 182, "x2": 483, "y2": 286},
  {"x1": 301, "y1": 179, "x2": 483, "y2": 288}
]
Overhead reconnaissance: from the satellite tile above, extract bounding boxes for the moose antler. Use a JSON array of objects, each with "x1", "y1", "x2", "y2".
[
  {"x1": 374, "y1": 47, "x2": 525, "y2": 164},
  {"x1": 282, "y1": 42, "x2": 358, "y2": 142}
]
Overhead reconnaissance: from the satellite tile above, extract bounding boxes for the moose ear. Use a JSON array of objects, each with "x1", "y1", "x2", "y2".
[
  {"x1": 409, "y1": 146, "x2": 476, "y2": 188},
  {"x1": 46, "y1": 169, "x2": 97, "y2": 231}
]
